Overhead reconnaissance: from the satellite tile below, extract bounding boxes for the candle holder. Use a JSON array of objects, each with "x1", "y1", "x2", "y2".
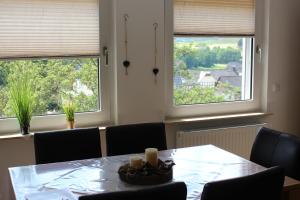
[{"x1": 118, "y1": 159, "x2": 175, "y2": 185}]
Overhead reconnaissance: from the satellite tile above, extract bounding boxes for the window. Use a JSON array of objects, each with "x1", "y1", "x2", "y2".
[
  {"x1": 173, "y1": 36, "x2": 253, "y2": 105},
  {"x1": 0, "y1": 0, "x2": 110, "y2": 133},
  {"x1": 0, "y1": 58, "x2": 100, "y2": 118},
  {"x1": 166, "y1": 0, "x2": 260, "y2": 117}
]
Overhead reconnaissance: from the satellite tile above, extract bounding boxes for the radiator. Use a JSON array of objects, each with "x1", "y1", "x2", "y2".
[{"x1": 176, "y1": 124, "x2": 265, "y2": 159}]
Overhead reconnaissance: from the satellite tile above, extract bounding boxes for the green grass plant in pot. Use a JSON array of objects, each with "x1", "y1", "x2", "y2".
[
  {"x1": 63, "y1": 101, "x2": 75, "y2": 129},
  {"x1": 8, "y1": 75, "x2": 34, "y2": 135}
]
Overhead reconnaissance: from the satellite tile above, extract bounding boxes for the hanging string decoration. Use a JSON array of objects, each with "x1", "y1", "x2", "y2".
[
  {"x1": 153, "y1": 23, "x2": 159, "y2": 83},
  {"x1": 123, "y1": 14, "x2": 130, "y2": 75}
]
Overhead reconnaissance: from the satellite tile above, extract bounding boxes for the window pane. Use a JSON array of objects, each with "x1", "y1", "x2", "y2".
[
  {"x1": 173, "y1": 37, "x2": 252, "y2": 106},
  {"x1": 0, "y1": 58, "x2": 99, "y2": 118}
]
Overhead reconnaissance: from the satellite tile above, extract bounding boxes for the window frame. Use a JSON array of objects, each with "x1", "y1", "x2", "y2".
[
  {"x1": 0, "y1": 0, "x2": 111, "y2": 135},
  {"x1": 165, "y1": 0, "x2": 265, "y2": 118}
]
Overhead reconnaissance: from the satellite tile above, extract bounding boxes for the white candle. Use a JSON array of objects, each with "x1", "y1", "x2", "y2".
[
  {"x1": 130, "y1": 155, "x2": 143, "y2": 169},
  {"x1": 145, "y1": 148, "x2": 158, "y2": 167}
]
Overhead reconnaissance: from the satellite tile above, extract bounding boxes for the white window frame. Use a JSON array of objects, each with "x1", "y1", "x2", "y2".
[
  {"x1": 165, "y1": 0, "x2": 266, "y2": 118},
  {"x1": 0, "y1": 0, "x2": 111, "y2": 135}
]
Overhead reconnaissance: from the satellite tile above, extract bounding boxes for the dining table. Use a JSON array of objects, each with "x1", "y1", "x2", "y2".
[{"x1": 9, "y1": 145, "x2": 300, "y2": 200}]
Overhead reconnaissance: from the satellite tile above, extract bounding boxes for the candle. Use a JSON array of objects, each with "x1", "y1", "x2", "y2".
[
  {"x1": 145, "y1": 148, "x2": 158, "y2": 167},
  {"x1": 129, "y1": 155, "x2": 143, "y2": 169}
]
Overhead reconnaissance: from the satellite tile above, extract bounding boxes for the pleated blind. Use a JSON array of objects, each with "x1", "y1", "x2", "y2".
[
  {"x1": 174, "y1": 0, "x2": 256, "y2": 36},
  {"x1": 0, "y1": 0, "x2": 100, "y2": 59}
]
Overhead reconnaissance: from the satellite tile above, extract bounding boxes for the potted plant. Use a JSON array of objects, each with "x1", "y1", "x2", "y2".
[
  {"x1": 8, "y1": 75, "x2": 34, "y2": 135},
  {"x1": 63, "y1": 101, "x2": 75, "y2": 129}
]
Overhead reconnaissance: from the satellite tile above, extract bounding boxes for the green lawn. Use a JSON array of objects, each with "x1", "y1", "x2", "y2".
[
  {"x1": 192, "y1": 64, "x2": 227, "y2": 71},
  {"x1": 208, "y1": 43, "x2": 237, "y2": 49}
]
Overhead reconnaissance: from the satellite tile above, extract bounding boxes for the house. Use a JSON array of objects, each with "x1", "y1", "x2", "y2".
[
  {"x1": 227, "y1": 61, "x2": 242, "y2": 75},
  {"x1": 174, "y1": 75, "x2": 183, "y2": 88},
  {"x1": 217, "y1": 76, "x2": 242, "y2": 88},
  {"x1": 197, "y1": 71, "x2": 216, "y2": 87},
  {"x1": 197, "y1": 73, "x2": 217, "y2": 87},
  {"x1": 210, "y1": 70, "x2": 237, "y2": 82}
]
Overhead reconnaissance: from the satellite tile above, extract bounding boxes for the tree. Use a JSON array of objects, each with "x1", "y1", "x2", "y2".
[
  {"x1": 75, "y1": 58, "x2": 99, "y2": 112},
  {"x1": 195, "y1": 47, "x2": 215, "y2": 68},
  {"x1": 0, "y1": 88, "x2": 8, "y2": 117},
  {"x1": 238, "y1": 39, "x2": 243, "y2": 49},
  {"x1": 174, "y1": 61, "x2": 192, "y2": 80},
  {"x1": 174, "y1": 86, "x2": 224, "y2": 105},
  {"x1": 216, "y1": 83, "x2": 241, "y2": 101},
  {"x1": 213, "y1": 47, "x2": 241, "y2": 64},
  {"x1": 174, "y1": 43, "x2": 199, "y2": 69},
  {"x1": 175, "y1": 42, "x2": 242, "y2": 69}
]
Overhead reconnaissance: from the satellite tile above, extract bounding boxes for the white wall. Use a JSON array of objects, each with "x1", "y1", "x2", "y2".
[
  {"x1": 0, "y1": 137, "x2": 35, "y2": 200},
  {"x1": 112, "y1": 0, "x2": 165, "y2": 124},
  {"x1": 265, "y1": 0, "x2": 300, "y2": 135},
  {"x1": 1, "y1": 0, "x2": 300, "y2": 199}
]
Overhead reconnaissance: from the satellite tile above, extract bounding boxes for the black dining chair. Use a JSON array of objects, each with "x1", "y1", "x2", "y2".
[
  {"x1": 106, "y1": 122, "x2": 167, "y2": 156},
  {"x1": 201, "y1": 166, "x2": 285, "y2": 200},
  {"x1": 34, "y1": 127, "x2": 101, "y2": 164},
  {"x1": 79, "y1": 182, "x2": 187, "y2": 200},
  {"x1": 250, "y1": 127, "x2": 300, "y2": 180}
]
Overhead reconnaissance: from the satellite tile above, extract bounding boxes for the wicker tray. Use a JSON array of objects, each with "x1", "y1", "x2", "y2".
[{"x1": 118, "y1": 159, "x2": 175, "y2": 185}]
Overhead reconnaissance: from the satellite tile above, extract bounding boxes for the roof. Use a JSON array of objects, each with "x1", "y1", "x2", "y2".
[
  {"x1": 227, "y1": 62, "x2": 242, "y2": 74},
  {"x1": 217, "y1": 76, "x2": 242, "y2": 87},
  {"x1": 211, "y1": 70, "x2": 237, "y2": 80}
]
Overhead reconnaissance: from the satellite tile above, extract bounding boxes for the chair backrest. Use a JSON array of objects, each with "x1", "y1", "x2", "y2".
[
  {"x1": 250, "y1": 127, "x2": 300, "y2": 180},
  {"x1": 34, "y1": 127, "x2": 101, "y2": 164},
  {"x1": 79, "y1": 182, "x2": 187, "y2": 200},
  {"x1": 106, "y1": 122, "x2": 167, "y2": 156},
  {"x1": 201, "y1": 166, "x2": 285, "y2": 200}
]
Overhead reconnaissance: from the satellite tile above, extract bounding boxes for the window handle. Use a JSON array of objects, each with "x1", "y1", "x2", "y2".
[
  {"x1": 256, "y1": 45, "x2": 262, "y2": 64},
  {"x1": 103, "y1": 46, "x2": 109, "y2": 67}
]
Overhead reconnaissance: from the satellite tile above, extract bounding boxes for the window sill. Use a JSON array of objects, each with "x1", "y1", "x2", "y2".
[
  {"x1": 0, "y1": 126, "x2": 107, "y2": 141},
  {"x1": 164, "y1": 112, "x2": 272, "y2": 124},
  {"x1": 0, "y1": 113, "x2": 270, "y2": 140}
]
